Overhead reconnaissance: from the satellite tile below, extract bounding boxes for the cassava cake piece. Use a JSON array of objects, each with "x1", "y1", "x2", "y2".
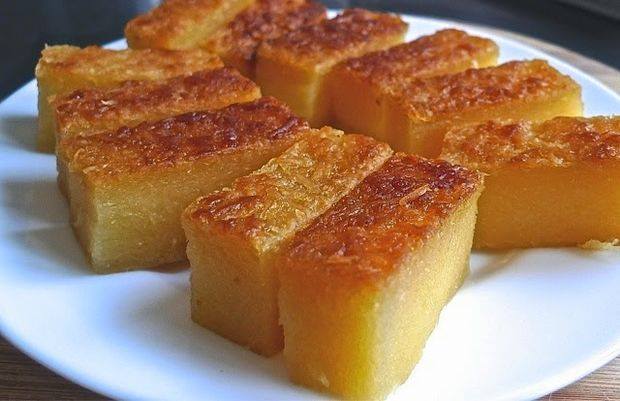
[
  {"x1": 441, "y1": 116, "x2": 620, "y2": 249},
  {"x1": 278, "y1": 154, "x2": 483, "y2": 400},
  {"x1": 385, "y1": 59, "x2": 583, "y2": 157},
  {"x1": 203, "y1": 0, "x2": 327, "y2": 78},
  {"x1": 125, "y1": 0, "x2": 253, "y2": 50},
  {"x1": 327, "y1": 29, "x2": 499, "y2": 142},
  {"x1": 182, "y1": 127, "x2": 392, "y2": 356},
  {"x1": 58, "y1": 97, "x2": 308, "y2": 273},
  {"x1": 256, "y1": 8, "x2": 407, "y2": 126},
  {"x1": 53, "y1": 67, "x2": 260, "y2": 195},
  {"x1": 35, "y1": 45, "x2": 222, "y2": 152},
  {"x1": 53, "y1": 67, "x2": 259, "y2": 140}
]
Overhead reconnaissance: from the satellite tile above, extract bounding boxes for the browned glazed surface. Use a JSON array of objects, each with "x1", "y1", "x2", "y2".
[
  {"x1": 61, "y1": 97, "x2": 308, "y2": 177},
  {"x1": 259, "y1": 8, "x2": 407, "y2": 63},
  {"x1": 125, "y1": 0, "x2": 229, "y2": 47},
  {"x1": 187, "y1": 130, "x2": 391, "y2": 247},
  {"x1": 333, "y1": 29, "x2": 498, "y2": 88},
  {"x1": 36, "y1": 45, "x2": 222, "y2": 81},
  {"x1": 205, "y1": 0, "x2": 327, "y2": 65},
  {"x1": 442, "y1": 116, "x2": 620, "y2": 171},
  {"x1": 53, "y1": 68, "x2": 259, "y2": 131},
  {"x1": 393, "y1": 60, "x2": 579, "y2": 121},
  {"x1": 282, "y1": 153, "x2": 483, "y2": 283}
]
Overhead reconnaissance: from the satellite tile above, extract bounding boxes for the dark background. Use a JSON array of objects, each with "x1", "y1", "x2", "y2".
[{"x1": 0, "y1": 0, "x2": 619, "y2": 102}]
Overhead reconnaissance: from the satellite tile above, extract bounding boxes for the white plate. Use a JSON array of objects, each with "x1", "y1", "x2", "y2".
[{"x1": 0, "y1": 13, "x2": 619, "y2": 401}]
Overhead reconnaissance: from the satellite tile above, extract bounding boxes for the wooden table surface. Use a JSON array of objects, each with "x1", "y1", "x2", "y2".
[{"x1": 1, "y1": 25, "x2": 619, "y2": 401}]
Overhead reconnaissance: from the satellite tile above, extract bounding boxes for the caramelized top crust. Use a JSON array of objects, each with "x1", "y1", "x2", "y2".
[
  {"x1": 281, "y1": 153, "x2": 483, "y2": 284},
  {"x1": 392, "y1": 60, "x2": 580, "y2": 122},
  {"x1": 258, "y1": 8, "x2": 407, "y2": 68},
  {"x1": 36, "y1": 45, "x2": 222, "y2": 86},
  {"x1": 53, "y1": 68, "x2": 260, "y2": 137},
  {"x1": 332, "y1": 29, "x2": 498, "y2": 90},
  {"x1": 60, "y1": 97, "x2": 308, "y2": 179},
  {"x1": 204, "y1": 0, "x2": 327, "y2": 72},
  {"x1": 124, "y1": 0, "x2": 252, "y2": 49},
  {"x1": 441, "y1": 116, "x2": 620, "y2": 171},
  {"x1": 185, "y1": 127, "x2": 392, "y2": 253}
]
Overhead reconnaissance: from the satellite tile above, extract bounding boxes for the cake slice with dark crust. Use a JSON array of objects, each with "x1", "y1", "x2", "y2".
[
  {"x1": 256, "y1": 8, "x2": 407, "y2": 126},
  {"x1": 327, "y1": 29, "x2": 499, "y2": 141},
  {"x1": 385, "y1": 60, "x2": 583, "y2": 157},
  {"x1": 278, "y1": 153, "x2": 483, "y2": 400},
  {"x1": 125, "y1": 0, "x2": 253, "y2": 50},
  {"x1": 35, "y1": 45, "x2": 222, "y2": 152},
  {"x1": 203, "y1": 0, "x2": 327, "y2": 78},
  {"x1": 58, "y1": 97, "x2": 308, "y2": 273},
  {"x1": 53, "y1": 67, "x2": 261, "y2": 195},
  {"x1": 53, "y1": 68, "x2": 260, "y2": 140},
  {"x1": 182, "y1": 127, "x2": 392, "y2": 356},
  {"x1": 441, "y1": 115, "x2": 620, "y2": 249}
]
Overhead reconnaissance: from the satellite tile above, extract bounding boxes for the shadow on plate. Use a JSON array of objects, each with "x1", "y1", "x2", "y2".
[
  {"x1": 0, "y1": 115, "x2": 38, "y2": 150},
  {"x1": 465, "y1": 250, "x2": 522, "y2": 287},
  {"x1": 151, "y1": 260, "x2": 191, "y2": 275},
  {"x1": 118, "y1": 286, "x2": 311, "y2": 398},
  {"x1": 1, "y1": 178, "x2": 66, "y2": 225},
  {"x1": 5, "y1": 226, "x2": 90, "y2": 280}
]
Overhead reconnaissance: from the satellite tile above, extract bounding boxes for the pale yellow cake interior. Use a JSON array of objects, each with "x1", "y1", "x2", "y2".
[
  {"x1": 183, "y1": 129, "x2": 392, "y2": 355},
  {"x1": 474, "y1": 163, "x2": 620, "y2": 248},
  {"x1": 67, "y1": 146, "x2": 289, "y2": 273},
  {"x1": 279, "y1": 196, "x2": 480, "y2": 400},
  {"x1": 385, "y1": 61, "x2": 583, "y2": 157}
]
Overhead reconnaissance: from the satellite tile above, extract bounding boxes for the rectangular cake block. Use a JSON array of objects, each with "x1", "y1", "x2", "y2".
[
  {"x1": 53, "y1": 67, "x2": 260, "y2": 140},
  {"x1": 53, "y1": 67, "x2": 260, "y2": 195},
  {"x1": 327, "y1": 29, "x2": 499, "y2": 142},
  {"x1": 278, "y1": 154, "x2": 483, "y2": 400},
  {"x1": 182, "y1": 127, "x2": 392, "y2": 356},
  {"x1": 386, "y1": 60, "x2": 583, "y2": 157},
  {"x1": 125, "y1": 0, "x2": 253, "y2": 50},
  {"x1": 57, "y1": 97, "x2": 308, "y2": 273},
  {"x1": 35, "y1": 45, "x2": 222, "y2": 152},
  {"x1": 256, "y1": 8, "x2": 407, "y2": 126},
  {"x1": 203, "y1": 0, "x2": 327, "y2": 78},
  {"x1": 441, "y1": 116, "x2": 620, "y2": 249}
]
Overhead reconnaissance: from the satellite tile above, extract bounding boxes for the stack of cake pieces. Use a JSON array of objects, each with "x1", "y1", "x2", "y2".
[{"x1": 34, "y1": 0, "x2": 619, "y2": 399}]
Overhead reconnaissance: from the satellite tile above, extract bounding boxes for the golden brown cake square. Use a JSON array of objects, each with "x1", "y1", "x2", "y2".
[
  {"x1": 125, "y1": 0, "x2": 253, "y2": 50},
  {"x1": 53, "y1": 67, "x2": 260, "y2": 140},
  {"x1": 35, "y1": 45, "x2": 222, "y2": 152},
  {"x1": 256, "y1": 8, "x2": 407, "y2": 126},
  {"x1": 182, "y1": 127, "x2": 392, "y2": 356},
  {"x1": 202, "y1": 0, "x2": 327, "y2": 78},
  {"x1": 58, "y1": 97, "x2": 308, "y2": 273},
  {"x1": 441, "y1": 116, "x2": 620, "y2": 249},
  {"x1": 386, "y1": 60, "x2": 583, "y2": 157},
  {"x1": 53, "y1": 67, "x2": 260, "y2": 195},
  {"x1": 327, "y1": 29, "x2": 499, "y2": 141},
  {"x1": 278, "y1": 153, "x2": 483, "y2": 400}
]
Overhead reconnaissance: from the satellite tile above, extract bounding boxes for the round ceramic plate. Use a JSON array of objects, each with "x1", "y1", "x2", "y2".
[{"x1": 0, "y1": 13, "x2": 619, "y2": 401}]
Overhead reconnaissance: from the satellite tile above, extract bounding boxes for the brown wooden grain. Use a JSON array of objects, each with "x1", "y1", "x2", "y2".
[{"x1": 1, "y1": 25, "x2": 619, "y2": 401}]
